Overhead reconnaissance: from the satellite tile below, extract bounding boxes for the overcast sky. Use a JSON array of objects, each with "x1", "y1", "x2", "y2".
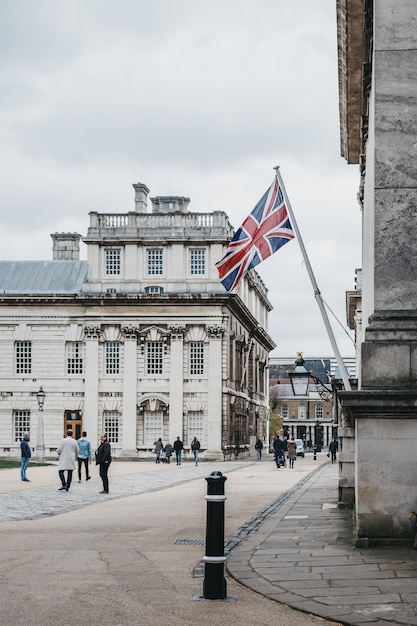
[{"x1": 0, "y1": 0, "x2": 362, "y2": 361}]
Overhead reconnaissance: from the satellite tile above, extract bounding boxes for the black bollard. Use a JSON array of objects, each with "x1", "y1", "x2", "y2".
[
  {"x1": 203, "y1": 470, "x2": 227, "y2": 599},
  {"x1": 313, "y1": 444, "x2": 317, "y2": 461}
]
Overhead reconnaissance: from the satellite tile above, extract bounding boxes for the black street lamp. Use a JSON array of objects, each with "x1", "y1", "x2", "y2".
[
  {"x1": 288, "y1": 353, "x2": 310, "y2": 396},
  {"x1": 36, "y1": 386, "x2": 46, "y2": 461}
]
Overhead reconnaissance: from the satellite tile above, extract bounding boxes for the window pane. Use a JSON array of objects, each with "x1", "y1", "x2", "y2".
[
  {"x1": 14, "y1": 410, "x2": 30, "y2": 442},
  {"x1": 145, "y1": 411, "x2": 163, "y2": 445},
  {"x1": 298, "y1": 405, "x2": 306, "y2": 419},
  {"x1": 281, "y1": 404, "x2": 289, "y2": 418},
  {"x1": 67, "y1": 342, "x2": 83, "y2": 374},
  {"x1": 105, "y1": 249, "x2": 121, "y2": 275},
  {"x1": 315, "y1": 404, "x2": 323, "y2": 419},
  {"x1": 16, "y1": 341, "x2": 31, "y2": 374},
  {"x1": 188, "y1": 411, "x2": 204, "y2": 442},
  {"x1": 190, "y1": 249, "x2": 206, "y2": 275},
  {"x1": 147, "y1": 249, "x2": 163, "y2": 275},
  {"x1": 147, "y1": 342, "x2": 163, "y2": 374},
  {"x1": 190, "y1": 342, "x2": 204, "y2": 375},
  {"x1": 105, "y1": 342, "x2": 120, "y2": 374},
  {"x1": 103, "y1": 410, "x2": 119, "y2": 444}
]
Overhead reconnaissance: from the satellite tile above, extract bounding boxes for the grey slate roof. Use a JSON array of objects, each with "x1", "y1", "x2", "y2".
[{"x1": 0, "y1": 261, "x2": 87, "y2": 294}]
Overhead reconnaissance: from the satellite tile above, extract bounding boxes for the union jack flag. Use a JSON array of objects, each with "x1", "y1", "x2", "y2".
[{"x1": 216, "y1": 175, "x2": 295, "y2": 292}]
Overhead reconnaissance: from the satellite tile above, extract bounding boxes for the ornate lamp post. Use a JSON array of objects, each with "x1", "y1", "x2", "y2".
[
  {"x1": 36, "y1": 386, "x2": 46, "y2": 461},
  {"x1": 288, "y1": 353, "x2": 310, "y2": 396}
]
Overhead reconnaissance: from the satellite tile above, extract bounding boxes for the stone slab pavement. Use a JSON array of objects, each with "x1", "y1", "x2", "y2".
[{"x1": 227, "y1": 461, "x2": 417, "y2": 626}]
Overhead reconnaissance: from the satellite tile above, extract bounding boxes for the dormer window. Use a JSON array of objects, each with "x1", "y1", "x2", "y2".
[{"x1": 145, "y1": 286, "x2": 164, "y2": 294}]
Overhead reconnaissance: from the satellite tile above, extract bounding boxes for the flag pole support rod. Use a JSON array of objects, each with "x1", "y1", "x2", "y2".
[{"x1": 274, "y1": 166, "x2": 352, "y2": 391}]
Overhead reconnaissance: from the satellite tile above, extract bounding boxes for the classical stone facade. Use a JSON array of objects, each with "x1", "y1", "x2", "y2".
[
  {"x1": 337, "y1": 0, "x2": 417, "y2": 543},
  {"x1": 0, "y1": 184, "x2": 274, "y2": 460}
]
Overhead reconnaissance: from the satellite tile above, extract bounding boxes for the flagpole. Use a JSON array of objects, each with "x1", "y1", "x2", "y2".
[{"x1": 274, "y1": 166, "x2": 352, "y2": 391}]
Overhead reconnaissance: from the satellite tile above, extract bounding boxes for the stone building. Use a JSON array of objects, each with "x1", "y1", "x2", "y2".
[
  {"x1": 337, "y1": 1, "x2": 417, "y2": 543},
  {"x1": 0, "y1": 183, "x2": 274, "y2": 460}
]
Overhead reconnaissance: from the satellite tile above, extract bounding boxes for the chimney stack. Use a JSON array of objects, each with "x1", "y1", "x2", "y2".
[
  {"x1": 132, "y1": 182, "x2": 150, "y2": 213},
  {"x1": 51, "y1": 233, "x2": 81, "y2": 260}
]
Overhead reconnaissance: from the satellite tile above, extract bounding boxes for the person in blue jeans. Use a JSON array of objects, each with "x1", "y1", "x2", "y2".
[
  {"x1": 173, "y1": 436, "x2": 183, "y2": 465},
  {"x1": 77, "y1": 431, "x2": 92, "y2": 481},
  {"x1": 191, "y1": 437, "x2": 201, "y2": 465},
  {"x1": 20, "y1": 432, "x2": 32, "y2": 482}
]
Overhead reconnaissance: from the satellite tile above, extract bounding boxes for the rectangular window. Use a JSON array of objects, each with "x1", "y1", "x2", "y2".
[
  {"x1": 16, "y1": 341, "x2": 31, "y2": 374},
  {"x1": 146, "y1": 342, "x2": 163, "y2": 375},
  {"x1": 189, "y1": 341, "x2": 204, "y2": 375},
  {"x1": 190, "y1": 249, "x2": 206, "y2": 275},
  {"x1": 144, "y1": 411, "x2": 163, "y2": 445},
  {"x1": 103, "y1": 410, "x2": 119, "y2": 444},
  {"x1": 66, "y1": 342, "x2": 83, "y2": 374},
  {"x1": 147, "y1": 249, "x2": 163, "y2": 275},
  {"x1": 14, "y1": 410, "x2": 30, "y2": 442},
  {"x1": 105, "y1": 342, "x2": 120, "y2": 375},
  {"x1": 281, "y1": 404, "x2": 289, "y2": 419},
  {"x1": 188, "y1": 411, "x2": 204, "y2": 442},
  {"x1": 105, "y1": 249, "x2": 121, "y2": 275}
]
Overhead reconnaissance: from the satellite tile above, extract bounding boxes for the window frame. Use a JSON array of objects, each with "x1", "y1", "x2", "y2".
[
  {"x1": 146, "y1": 341, "x2": 163, "y2": 375},
  {"x1": 105, "y1": 341, "x2": 120, "y2": 375},
  {"x1": 189, "y1": 248, "x2": 206, "y2": 276},
  {"x1": 146, "y1": 248, "x2": 164, "y2": 276},
  {"x1": 66, "y1": 341, "x2": 84, "y2": 375},
  {"x1": 14, "y1": 410, "x2": 30, "y2": 442},
  {"x1": 105, "y1": 248, "x2": 121, "y2": 276},
  {"x1": 189, "y1": 341, "x2": 204, "y2": 376},
  {"x1": 15, "y1": 341, "x2": 32, "y2": 375}
]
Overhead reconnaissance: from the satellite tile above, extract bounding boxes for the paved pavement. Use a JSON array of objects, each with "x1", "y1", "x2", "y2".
[
  {"x1": 227, "y1": 462, "x2": 417, "y2": 626},
  {"x1": 1, "y1": 456, "x2": 417, "y2": 625}
]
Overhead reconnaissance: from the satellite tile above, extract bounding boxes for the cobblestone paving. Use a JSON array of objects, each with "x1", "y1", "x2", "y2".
[{"x1": 0, "y1": 461, "x2": 247, "y2": 522}]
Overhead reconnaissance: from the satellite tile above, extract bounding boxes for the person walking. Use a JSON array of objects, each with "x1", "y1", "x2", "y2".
[
  {"x1": 57, "y1": 429, "x2": 78, "y2": 491},
  {"x1": 191, "y1": 437, "x2": 201, "y2": 465},
  {"x1": 287, "y1": 436, "x2": 297, "y2": 469},
  {"x1": 77, "y1": 431, "x2": 91, "y2": 482},
  {"x1": 20, "y1": 432, "x2": 31, "y2": 482},
  {"x1": 95, "y1": 433, "x2": 112, "y2": 493},
  {"x1": 154, "y1": 438, "x2": 164, "y2": 463},
  {"x1": 329, "y1": 438, "x2": 338, "y2": 463},
  {"x1": 173, "y1": 436, "x2": 183, "y2": 465},
  {"x1": 255, "y1": 438, "x2": 263, "y2": 461},
  {"x1": 273, "y1": 436, "x2": 284, "y2": 468}
]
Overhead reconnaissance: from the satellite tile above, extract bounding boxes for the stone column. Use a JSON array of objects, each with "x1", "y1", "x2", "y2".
[
  {"x1": 121, "y1": 326, "x2": 138, "y2": 456},
  {"x1": 168, "y1": 326, "x2": 184, "y2": 444},
  {"x1": 339, "y1": 1, "x2": 417, "y2": 544},
  {"x1": 205, "y1": 325, "x2": 225, "y2": 460},
  {"x1": 83, "y1": 325, "x2": 100, "y2": 444}
]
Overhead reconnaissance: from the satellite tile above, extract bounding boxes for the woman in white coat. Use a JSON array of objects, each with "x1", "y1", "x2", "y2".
[{"x1": 57, "y1": 429, "x2": 78, "y2": 491}]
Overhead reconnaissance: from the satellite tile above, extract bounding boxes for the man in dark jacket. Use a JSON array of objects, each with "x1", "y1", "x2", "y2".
[
  {"x1": 273, "y1": 436, "x2": 284, "y2": 468},
  {"x1": 20, "y1": 432, "x2": 32, "y2": 482},
  {"x1": 95, "y1": 433, "x2": 112, "y2": 493},
  {"x1": 173, "y1": 436, "x2": 183, "y2": 466}
]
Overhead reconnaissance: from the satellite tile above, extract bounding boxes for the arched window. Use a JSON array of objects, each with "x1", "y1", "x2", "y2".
[
  {"x1": 315, "y1": 404, "x2": 323, "y2": 419},
  {"x1": 298, "y1": 405, "x2": 306, "y2": 419}
]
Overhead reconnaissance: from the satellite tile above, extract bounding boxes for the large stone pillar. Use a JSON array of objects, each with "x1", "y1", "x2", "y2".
[
  {"x1": 83, "y1": 326, "x2": 100, "y2": 444},
  {"x1": 121, "y1": 327, "x2": 138, "y2": 456},
  {"x1": 340, "y1": 1, "x2": 417, "y2": 544},
  {"x1": 205, "y1": 325, "x2": 225, "y2": 460},
  {"x1": 168, "y1": 326, "x2": 184, "y2": 444}
]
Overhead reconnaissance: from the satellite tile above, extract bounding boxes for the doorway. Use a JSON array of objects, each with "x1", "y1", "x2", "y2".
[{"x1": 64, "y1": 410, "x2": 82, "y2": 440}]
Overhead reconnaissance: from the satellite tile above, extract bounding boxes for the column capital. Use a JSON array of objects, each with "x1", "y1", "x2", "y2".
[
  {"x1": 83, "y1": 325, "x2": 101, "y2": 339},
  {"x1": 206, "y1": 324, "x2": 225, "y2": 339}
]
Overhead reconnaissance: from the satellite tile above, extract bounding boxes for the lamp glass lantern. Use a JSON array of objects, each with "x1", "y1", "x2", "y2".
[
  {"x1": 37, "y1": 386, "x2": 46, "y2": 411},
  {"x1": 289, "y1": 354, "x2": 310, "y2": 397}
]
